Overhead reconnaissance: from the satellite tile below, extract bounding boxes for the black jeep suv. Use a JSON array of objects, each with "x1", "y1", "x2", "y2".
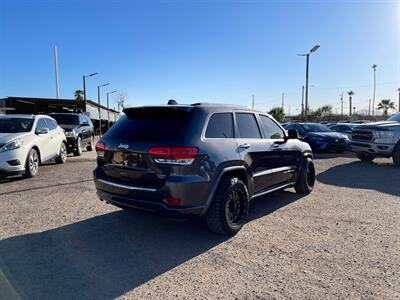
[
  {"x1": 93, "y1": 103, "x2": 315, "y2": 235},
  {"x1": 50, "y1": 113, "x2": 95, "y2": 156}
]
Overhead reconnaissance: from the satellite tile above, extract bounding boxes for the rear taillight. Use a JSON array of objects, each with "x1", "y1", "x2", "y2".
[
  {"x1": 148, "y1": 147, "x2": 171, "y2": 158},
  {"x1": 148, "y1": 147, "x2": 198, "y2": 165},
  {"x1": 163, "y1": 198, "x2": 182, "y2": 206},
  {"x1": 96, "y1": 142, "x2": 105, "y2": 158}
]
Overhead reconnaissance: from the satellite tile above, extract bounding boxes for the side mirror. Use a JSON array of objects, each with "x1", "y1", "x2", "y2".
[
  {"x1": 37, "y1": 128, "x2": 49, "y2": 135},
  {"x1": 287, "y1": 129, "x2": 298, "y2": 139}
]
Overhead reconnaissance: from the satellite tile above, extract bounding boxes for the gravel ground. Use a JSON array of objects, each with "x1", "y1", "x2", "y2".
[{"x1": 0, "y1": 150, "x2": 399, "y2": 300}]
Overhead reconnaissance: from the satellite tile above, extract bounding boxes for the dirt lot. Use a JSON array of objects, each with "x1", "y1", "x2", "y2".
[{"x1": 0, "y1": 150, "x2": 399, "y2": 300}]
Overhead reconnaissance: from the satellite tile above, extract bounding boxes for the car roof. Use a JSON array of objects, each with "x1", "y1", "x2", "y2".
[
  {"x1": 0, "y1": 114, "x2": 35, "y2": 119},
  {"x1": 49, "y1": 113, "x2": 82, "y2": 116},
  {"x1": 124, "y1": 102, "x2": 268, "y2": 115}
]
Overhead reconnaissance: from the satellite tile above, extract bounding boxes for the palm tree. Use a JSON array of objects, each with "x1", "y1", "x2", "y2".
[
  {"x1": 347, "y1": 91, "x2": 354, "y2": 116},
  {"x1": 377, "y1": 99, "x2": 395, "y2": 116},
  {"x1": 74, "y1": 90, "x2": 84, "y2": 101},
  {"x1": 268, "y1": 107, "x2": 285, "y2": 122}
]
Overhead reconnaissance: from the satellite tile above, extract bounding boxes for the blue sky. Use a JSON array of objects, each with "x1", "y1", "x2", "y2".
[{"x1": 0, "y1": 0, "x2": 399, "y2": 114}]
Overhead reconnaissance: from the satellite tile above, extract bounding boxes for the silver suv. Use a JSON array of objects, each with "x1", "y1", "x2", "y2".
[{"x1": 351, "y1": 112, "x2": 400, "y2": 167}]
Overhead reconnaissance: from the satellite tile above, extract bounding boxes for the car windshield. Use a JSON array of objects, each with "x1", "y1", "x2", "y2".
[
  {"x1": 388, "y1": 113, "x2": 400, "y2": 122},
  {"x1": 0, "y1": 118, "x2": 34, "y2": 133},
  {"x1": 301, "y1": 123, "x2": 332, "y2": 132},
  {"x1": 51, "y1": 114, "x2": 79, "y2": 125}
]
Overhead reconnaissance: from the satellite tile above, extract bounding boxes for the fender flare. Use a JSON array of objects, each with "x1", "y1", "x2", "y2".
[{"x1": 201, "y1": 165, "x2": 247, "y2": 216}]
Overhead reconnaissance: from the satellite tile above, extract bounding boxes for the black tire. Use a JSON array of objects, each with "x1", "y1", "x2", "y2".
[
  {"x1": 86, "y1": 136, "x2": 94, "y2": 151},
  {"x1": 55, "y1": 142, "x2": 67, "y2": 164},
  {"x1": 294, "y1": 157, "x2": 315, "y2": 194},
  {"x1": 206, "y1": 177, "x2": 249, "y2": 236},
  {"x1": 73, "y1": 137, "x2": 83, "y2": 156},
  {"x1": 23, "y1": 148, "x2": 39, "y2": 178},
  {"x1": 356, "y1": 153, "x2": 375, "y2": 162},
  {"x1": 392, "y1": 143, "x2": 400, "y2": 167}
]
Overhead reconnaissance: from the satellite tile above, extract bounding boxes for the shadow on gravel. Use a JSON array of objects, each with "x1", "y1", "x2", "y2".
[
  {"x1": 0, "y1": 179, "x2": 93, "y2": 196},
  {"x1": 317, "y1": 161, "x2": 400, "y2": 196},
  {"x1": 313, "y1": 152, "x2": 354, "y2": 160},
  {"x1": 0, "y1": 190, "x2": 302, "y2": 299}
]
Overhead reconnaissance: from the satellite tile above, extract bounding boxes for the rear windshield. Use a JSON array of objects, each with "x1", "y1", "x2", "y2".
[
  {"x1": 51, "y1": 114, "x2": 79, "y2": 125},
  {"x1": 0, "y1": 118, "x2": 34, "y2": 133},
  {"x1": 104, "y1": 107, "x2": 190, "y2": 141}
]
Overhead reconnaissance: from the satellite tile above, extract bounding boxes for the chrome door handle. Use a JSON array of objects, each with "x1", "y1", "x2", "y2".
[{"x1": 239, "y1": 143, "x2": 251, "y2": 149}]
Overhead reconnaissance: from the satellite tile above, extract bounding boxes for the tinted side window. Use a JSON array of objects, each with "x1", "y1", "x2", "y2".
[
  {"x1": 236, "y1": 113, "x2": 261, "y2": 139},
  {"x1": 259, "y1": 115, "x2": 285, "y2": 139},
  {"x1": 205, "y1": 113, "x2": 233, "y2": 138},
  {"x1": 44, "y1": 118, "x2": 57, "y2": 130},
  {"x1": 36, "y1": 119, "x2": 48, "y2": 132}
]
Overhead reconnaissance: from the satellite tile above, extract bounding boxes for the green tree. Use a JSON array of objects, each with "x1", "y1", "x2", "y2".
[
  {"x1": 377, "y1": 99, "x2": 395, "y2": 116},
  {"x1": 74, "y1": 90, "x2": 84, "y2": 101},
  {"x1": 314, "y1": 105, "x2": 333, "y2": 118},
  {"x1": 268, "y1": 107, "x2": 285, "y2": 122}
]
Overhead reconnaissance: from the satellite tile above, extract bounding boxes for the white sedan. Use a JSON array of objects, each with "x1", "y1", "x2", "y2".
[{"x1": 0, "y1": 114, "x2": 67, "y2": 178}]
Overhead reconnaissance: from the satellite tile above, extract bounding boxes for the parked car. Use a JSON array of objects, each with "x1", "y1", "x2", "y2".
[
  {"x1": 285, "y1": 123, "x2": 350, "y2": 152},
  {"x1": 50, "y1": 113, "x2": 95, "y2": 156},
  {"x1": 93, "y1": 103, "x2": 315, "y2": 235},
  {"x1": 0, "y1": 114, "x2": 67, "y2": 178},
  {"x1": 328, "y1": 123, "x2": 359, "y2": 140},
  {"x1": 351, "y1": 112, "x2": 400, "y2": 167}
]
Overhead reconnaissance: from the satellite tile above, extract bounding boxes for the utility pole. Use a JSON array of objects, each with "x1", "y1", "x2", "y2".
[
  {"x1": 340, "y1": 93, "x2": 344, "y2": 119},
  {"x1": 368, "y1": 99, "x2": 371, "y2": 116},
  {"x1": 288, "y1": 104, "x2": 291, "y2": 117},
  {"x1": 53, "y1": 46, "x2": 60, "y2": 99},
  {"x1": 397, "y1": 88, "x2": 400, "y2": 112},
  {"x1": 281, "y1": 92, "x2": 285, "y2": 111},
  {"x1": 251, "y1": 94, "x2": 255, "y2": 109},
  {"x1": 301, "y1": 85, "x2": 305, "y2": 120},
  {"x1": 353, "y1": 107, "x2": 356, "y2": 115},
  {"x1": 372, "y1": 64, "x2": 377, "y2": 117}
]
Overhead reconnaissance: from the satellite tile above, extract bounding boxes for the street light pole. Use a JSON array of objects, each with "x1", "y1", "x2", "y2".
[
  {"x1": 298, "y1": 45, "x2": 320, "y2": 121},
  {"x1": 97, "y1": 83, "x2": 109, "y2": 137},
  {"x1": 107, "y1": 91, "x2": 117, "y2": 130},
  {"x1": 82, "y1": 72, "x2": 98, "y2": 103},
  {"x1": 372, "y1": 64, "x2": 377, "y2": 117}
]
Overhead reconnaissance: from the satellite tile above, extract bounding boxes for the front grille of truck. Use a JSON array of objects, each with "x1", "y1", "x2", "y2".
[{"x1": 352, "y1": 130, "x2": 373, "y2": 142}]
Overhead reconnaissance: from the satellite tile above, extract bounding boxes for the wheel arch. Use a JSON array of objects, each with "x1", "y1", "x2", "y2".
[
  {"x1": 201, "y1": 165, "x2": 250, "y2": 216},
  {"x1": 30, "y1": 145, "x2": 42, "y2": 164}
]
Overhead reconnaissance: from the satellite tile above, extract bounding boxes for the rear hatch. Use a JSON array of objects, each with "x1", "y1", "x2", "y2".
[{"x1": 97, "y1": 106, "x2": 192, "y2": 190}]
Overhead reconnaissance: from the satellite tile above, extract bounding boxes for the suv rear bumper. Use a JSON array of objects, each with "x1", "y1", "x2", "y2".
[
  {"x1": 93, "y1": 168, "x2": 209, "y2": 216},
  {"x1": 351, "y1": 142, "x2": 395, "y2": 157}
]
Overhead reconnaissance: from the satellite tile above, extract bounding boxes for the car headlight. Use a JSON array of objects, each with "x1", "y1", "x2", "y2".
[
  {"x1": 64, "y1": 130, "x2": 76, "y2": 137},
  {"x1": 375, "y1": 131, "x2": 395, "y2": 139},
  {"x1": 0, "y1": 138, "x2": 24, "y2": 153},
  {"x1": 343, "y1": 135, "x2": 350, "y2": 141}
]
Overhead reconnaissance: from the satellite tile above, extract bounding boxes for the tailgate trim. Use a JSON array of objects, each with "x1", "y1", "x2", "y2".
[{"x1": 97, "y1": 178, "x2": 157, "y2": 192}]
